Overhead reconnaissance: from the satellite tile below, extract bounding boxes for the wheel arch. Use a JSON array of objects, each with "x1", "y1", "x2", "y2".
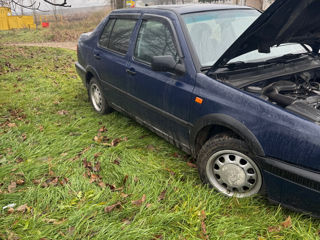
[
  {"x1": 190, "y1": 114, "x2": 265, "y2": 157},
  {"x1": 85, "y1": 66, "x2": 102, "y2": 88}
]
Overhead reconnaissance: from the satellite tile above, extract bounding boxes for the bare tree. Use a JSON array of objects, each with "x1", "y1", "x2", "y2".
[
  {"x1": 109, "y1": 0, "x2": 126, "y2": 9},
  {"x1": 0, "y1": 0, "x2": 71, "y2": 12},
  {"x1": 50, "y1": 0, "x2": 58, "y2": 21}
]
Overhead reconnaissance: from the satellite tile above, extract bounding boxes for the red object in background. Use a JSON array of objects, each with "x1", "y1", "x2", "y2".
[{"x1": 42, "y1": 22, "x2": 49, "y2": 28}]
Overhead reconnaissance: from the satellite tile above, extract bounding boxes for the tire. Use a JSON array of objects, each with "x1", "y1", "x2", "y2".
[
  {"x1": 88, "y1": 78, "x2": 112, "y2": 114},
  {"x1": 197, "y1": 136, "x2": 263, "y2": 198}
]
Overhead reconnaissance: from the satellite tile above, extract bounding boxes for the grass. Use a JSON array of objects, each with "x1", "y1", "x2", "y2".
[
  {"x1": 0, "y1": 9, "x2": 108, "y2": 44},
  {"x1": 0, "y1": 45, "x2": 320, "y2": 240}
]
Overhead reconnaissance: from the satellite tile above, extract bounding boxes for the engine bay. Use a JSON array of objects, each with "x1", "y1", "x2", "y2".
[{"x1": 244, "y1": 70, "x2": 320, "y2": 122}]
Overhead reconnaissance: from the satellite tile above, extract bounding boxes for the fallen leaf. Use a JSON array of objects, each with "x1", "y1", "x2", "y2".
[
  {"x1": 173, "y1": 152, "x2": 180, "y2": 158},
  {"x1": 122, "y1": 218, "x2": 131, "y2": 225},
  {"x1": 158, "y1": 190, "x2": 166, "y2": 201},
  {"x1": 147, "y1": 145, "x2": 155, "y2": 151},
  {"x1": 94, "y1": 152, "x2": 102, "y2": 159},
  {"x1": 89, "y1": 174, "x2": 100, "y2": 183},
  {"x1": 107, "y1": 184, "x2": 116, "y2": 190},
  {"x1": 49, "y1": 170, "x2": 55, "y2": 176},
  {"x1": 60, "y1": 152, "x2": 68, "y2": 157},
  {"x1": 59, "y1": 177, "x2": 69, "y2": 186},
  {"x1": 268, "y1": 226, "x2": 281, "y2": 233},
  {"x1": 81, "y1": 146, "x2": 91, "y2": 155},
  {"x1": 16, "y1": 204, "x2": 30, "y2": 213},
  {"x1": 16, "y1": 157, "x2": 24, "y2": 163},
  {"x1": 111, "y1": 138, "x2": 121, "y2": 147},
  {"x1": 139, "y1": 135, "x2": 149, "y2": 139},
  {"x1": 134, "y1": 177, "x2": 139, "y2": 183},
  {"x1": 153, "y1": 235, "x2": 163, "y2": 240},
  {"x1": 7, "y1": 208, "x2": 14, "y2": 214},
  {"x1": 281, "y1": 216, "x2": 292, "y2": 228},
  {"x1": 21, "y1": 133, "x2": 27, "y2": 141},
  {"x1": 94, "y1": 135, "x2": 102, "y2": 143},
  {"x1": 68, "y1": 226, "x2": 75, "y2": 235},
  {"x1": 93, "y1": 161, "x2": 101, "y2": 172},
  {"x1": 120, "y1": 192, "x2": 129, "y2": 198},
  {"x1": 7, "y1": 123, "x2": 17, "y2": 128},
  {"x1": 123, "y1": 175, "x2": 128, "y2": 185},
  {"x1": 94, "y1": 135, "x2": 109, "y2": 144},
  {"x1": 98, "y1": 126, "x2": 107, "y2": 133},
  {"x1": 39, "y1": 125, "x2": 44, "y2": 132},
  {"x1": 83, "y1": 158, "x2": 92, "y2": 170},
  {"x1": 16, "y1": 179, "x2": 25, "y2": 185},
  {"x1": 98, "y1": 181, "x2": 106, "y2": 189},
  {"x1": 8, "y1": 182, "x2": 16, "y2": 193},
  {"x1": 165, "y1": 168, "x2": 175, "y2": 176},
  {"x1": 114, "y1": 187, "x2": 124, "y2": 192},
  {"x1": 132, "y1": 194, "x2": 146, "y2": 206},
  {"x1": 200, "y1": 210, "x2": 209, "y2": 240},
  {"x1": 44, "y1": 218, "x2": 66, "y2": 225},
  {"x1": 187, "y1": 162, "x2": 197, "y2": 168},
  {"x1": 104, "y1": 202, "x2": 121, "y2": 213},
  {"x1": 113, "y1": 158, "x2": 120, "y2": 165},
  {"x1": 32, "y1": 179, "x2": 41, "y2": 185},
  {"x1": 146, "y1": 203, "x2": 152, "y2": 208},
  {"x1": 57, "y1": 110, "x2": 69, "y2": 115},
  {"x1": 49, "y1": 177, "x2": 59, "y2": 186}
]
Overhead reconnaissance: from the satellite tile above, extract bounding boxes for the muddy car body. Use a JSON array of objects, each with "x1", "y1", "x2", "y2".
[{"x1": 76, "y1": 0, "x2": 320, "y2": 216}]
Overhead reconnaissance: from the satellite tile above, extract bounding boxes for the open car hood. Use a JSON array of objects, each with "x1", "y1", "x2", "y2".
[{"x1": 209, "y1": 0, "x2": 320, "y2": 73}]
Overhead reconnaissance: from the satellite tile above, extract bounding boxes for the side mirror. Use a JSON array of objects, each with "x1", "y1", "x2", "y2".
[{"x1": 151, "y1": 55, "x2": 185, "y2": 74}]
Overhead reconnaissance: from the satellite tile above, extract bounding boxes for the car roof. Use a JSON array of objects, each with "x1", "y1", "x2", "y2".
[{"x1": 112, "y1": 4, "x2": 253, "y2": 15}]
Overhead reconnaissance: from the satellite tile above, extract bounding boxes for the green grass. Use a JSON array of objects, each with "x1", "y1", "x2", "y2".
[
  {"x1": 0, "y1": 45, "x2": 320, "y2": 240},
  {"x1": 0, "y1": 10, "x2": 107, "y2": 44},
  {"x1": 0, "y1": 29, "x2": 53, "y2": 44}
]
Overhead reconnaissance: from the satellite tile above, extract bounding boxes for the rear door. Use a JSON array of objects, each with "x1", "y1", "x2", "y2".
[
  {"x1": 126, "y1": 15, "x2": 195, "y2": 147},
  {"x1": 93, "y1": 14, "x2": 139, "y2": 109}
]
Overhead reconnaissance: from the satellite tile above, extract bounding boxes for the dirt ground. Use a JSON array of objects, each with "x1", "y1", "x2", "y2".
[{"x1": 7, "y1": 42, "x2": 77, "y2": 51}]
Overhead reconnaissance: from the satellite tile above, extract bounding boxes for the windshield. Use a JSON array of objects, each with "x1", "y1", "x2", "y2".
[{"x1": 182, "y1": 10, "x2": 307, "y2": 67}]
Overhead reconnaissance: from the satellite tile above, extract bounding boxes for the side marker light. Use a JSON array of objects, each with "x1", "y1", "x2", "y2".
[{"x1": 195, "y1": 97, "x2": 203, "y2": 104}]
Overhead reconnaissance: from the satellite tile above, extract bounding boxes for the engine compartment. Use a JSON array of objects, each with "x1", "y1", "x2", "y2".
[{"x1": 244, "y1": 70, "x2": 320, "y2": 122}]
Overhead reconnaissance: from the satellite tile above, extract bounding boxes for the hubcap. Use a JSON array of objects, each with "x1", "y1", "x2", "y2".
[
  {"x1": 90, "y1": 84, "x2": 102, "y2": 112},
  {"x1": 206, "y1": 150, "x2": 262, "y2": 198}
]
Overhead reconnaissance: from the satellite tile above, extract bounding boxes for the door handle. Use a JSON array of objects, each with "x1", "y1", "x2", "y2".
[
  {"x1": 126, "y1": 68, "x2": 136, "y2": 75},
  {"x1": 94, "y1": 53, "x2": 101, "y2": 60}
]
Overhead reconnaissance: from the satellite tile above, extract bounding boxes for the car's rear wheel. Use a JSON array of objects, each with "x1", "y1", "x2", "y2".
[
  {"x1": 197, "y1": 136, "x2": 262, "y2": 198},
  {"x1": 88, "y1": 78, "x2": 111, "y2": 114}
]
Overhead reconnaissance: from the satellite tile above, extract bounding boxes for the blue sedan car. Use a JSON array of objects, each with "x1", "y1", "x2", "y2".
[{"x1": 76, "y1": 0, "x2": 320, "y2": 216}]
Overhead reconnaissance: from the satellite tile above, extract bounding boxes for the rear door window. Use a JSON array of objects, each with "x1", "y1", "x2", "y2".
[
  {"x1": 99, "y1": 18, "x2": 137, "y2": 55},
  {"x1": 99, "y1": 19, "x2": 115, "y2": 48}
]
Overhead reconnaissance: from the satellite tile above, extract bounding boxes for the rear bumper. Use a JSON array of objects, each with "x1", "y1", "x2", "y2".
[
  {"x1": 75, "y1": 62, "x2": 86, "y2": 87},
  {"x1": 258, "y1": 156, "x2": 320, "y2": 217}
]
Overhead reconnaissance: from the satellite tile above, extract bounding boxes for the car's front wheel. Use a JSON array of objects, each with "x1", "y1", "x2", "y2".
[
  {"x1": 197, "y1": 136, "x2": 263, "y2": 198},
  {"x1": 88, "y1": 78, "x2": 111, "y2": 114}
]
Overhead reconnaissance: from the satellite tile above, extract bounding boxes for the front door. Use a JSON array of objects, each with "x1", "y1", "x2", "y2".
[{"x1": 126, "y1": 16, "x2": 195, "y2": 147}]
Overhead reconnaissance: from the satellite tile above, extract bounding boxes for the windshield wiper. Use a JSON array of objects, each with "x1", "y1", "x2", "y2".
[
  {"x1": 200, "y1": 66, "x2": 212, "y2": 71},
  {"x1": 224, "y1": 61, "x2": 262, "y2": 70},
  {"x1": 224, "y1": 53, "x2": 306, "y2": 70},
  {"x1": 265, "y1": 53, "x2": 304, "y2": 64}
]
